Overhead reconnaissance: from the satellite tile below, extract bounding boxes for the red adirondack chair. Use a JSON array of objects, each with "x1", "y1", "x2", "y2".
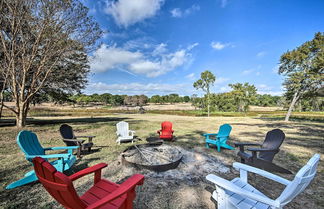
[
  {"x1": 157, "y1": 121, "x2": 174, "y2": 140},
  {"x1": 32, "y1": 157, "x2": 144, "y2": 209}
]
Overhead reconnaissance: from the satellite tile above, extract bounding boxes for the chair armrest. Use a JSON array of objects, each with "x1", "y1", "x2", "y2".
[
  {"x1": 247, "y1": 148, "x2": 279, "y2": 152},
  {"x1": 69, "y1": 163, "x2": 108, "y2": 181},
  {"x1": 206, "y1": 174, "x2": 280, "y2": 207},
  {"x1": 62, "y1": 139, "x2": 85, "y2": 143},
  {"x1": 87, "y1": 174, "x2": 145, "y2": 209},
  {"x1": 44, "y1": 146, "x2": 79, "y2": 151},
  {"x1": 233, "y1": 162, "x2": 291, "y2": 185},
  {"x1": 129, "y1": 130, "x2": 135, "y2": 134},
  {"x1": 27, "y1": 153, "x2": 72, "y2": 160},
  {"x1": 234, "y1": 142, "x2": 261, "y2": 147},
  {"x1": 75, "y1": 135, "x2": 96, "y2": 139},
  {"x1": 203, "y1": 133, "x2": 217, "y2": 136}
]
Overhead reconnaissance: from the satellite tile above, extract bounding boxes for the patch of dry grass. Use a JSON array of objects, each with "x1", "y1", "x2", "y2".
[{"x1": 0, "y1": 113, "x2": 323, "y2": 209}]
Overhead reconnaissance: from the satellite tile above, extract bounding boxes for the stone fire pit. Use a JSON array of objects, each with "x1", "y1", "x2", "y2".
[{"x1": 121, "y1": 143, "x2": 183, "y2": 172}]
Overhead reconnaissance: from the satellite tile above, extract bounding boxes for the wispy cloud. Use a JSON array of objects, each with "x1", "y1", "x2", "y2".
[
  {"x1": 215, "y1": 77, "x2": 229, "y2": 84},
  {"x1": 241, "y1": 69, "x2": 254, "y2": 75},
  {"x1": 170, "y1": 4, "x2": 200, "y2": 18},
  {"x1": 211, "y1": 41, "x2": 233, "y2": 50},
  {"x1": 90, "y1": 43, "x2": 197, "y2": 78},
  {"x1": 272, "y1": 65, "x2": 280, "y2": 73},
  {"x1": 220, "y1": 86, "x2": 231, "y2": 92},
  {"x1": 186, "y1": 73, "x2": 195, "y2": 80},
  {"x1": 85, "y1": 82, "x2": 190, "y2": 95},
  {"x1": 105, "y1": 0, "x2": 165, "y2": 27},
  {"x1": 256, "y1": 51, "x2": 266, "y2": 57},
  {"x1": 170, "y1": 8, "x2": 182, "y2": 18}
]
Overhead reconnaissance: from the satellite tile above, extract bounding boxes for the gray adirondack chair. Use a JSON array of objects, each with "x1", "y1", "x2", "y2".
[
  {"x1": 116, "y1": 121, "x2": 135, "y2": 144},
  {"x1": 206, "y1": 154, "x2": 320, "y2": 209},
  {"x1": 235, "y1": 129, "x2": 291, "y2": 174},
  {"x1": 60, "y1": 124, "x2": 95, "y2": 158}
]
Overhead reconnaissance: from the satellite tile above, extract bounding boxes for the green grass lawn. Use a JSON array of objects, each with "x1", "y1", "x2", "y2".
[{"x1": 0, "y1": 112, "x2": 323, "y2": 209}]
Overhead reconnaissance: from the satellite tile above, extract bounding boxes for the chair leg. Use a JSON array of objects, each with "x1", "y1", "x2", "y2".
[
  {"x1": 221, "y1": 143, "x2": 235, "y2": 150},
  {"x1": 217, "y1": 143, "x2": 221, "y2": 152},
  {"x1": 6, "y1": 172, "x2": 38, "y2": 189},
  {"x1": 206, "y1": 143, "x2": 210, "y2": 148}
]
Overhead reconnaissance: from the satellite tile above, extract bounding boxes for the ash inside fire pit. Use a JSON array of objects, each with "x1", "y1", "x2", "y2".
[{"x1": 121, "y1": 143, "x2": 183, "y2": 172}]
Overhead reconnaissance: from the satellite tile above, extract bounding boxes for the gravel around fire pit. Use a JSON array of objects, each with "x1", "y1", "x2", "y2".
[{"x1": 120, "y1": 145, "x2": 230, "y2": 182}]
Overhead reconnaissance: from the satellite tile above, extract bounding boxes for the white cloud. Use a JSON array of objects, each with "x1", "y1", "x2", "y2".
[
  {"x1": 89, "y1": 44, "x2": 142, "y2": 73},
  {"x1": 211, "y1": 41, "x2": 233, "y2": 50},
  {"x1": 85, "y1": 82, "x2": 189, "y2": 95},
  {"x1": 170, "y1": 8, "x2": 182, "y2": 17},
  {"x1": 170, "y1": 4, "x2": 200, "y2": 18},
  {"x1": 90, "y1": 43, "x2": 196, "y2": 77},
  {"x1": 105, "y1": 0, "x2": 164, "y2": 27},
  {"x1": 272, "y1": 65, "x2": 280, "y2": 73},
  {"x1": 186, "y1": 73, "x2": 195, "y2": 80},
  {"x1": 215, "y1": 77, "x2": 229, "y2": 84},
  {"x1": 187, "y1": 42, "x2": 199, "y2": 50},
  {"x1": 242, "y1": 69, "x2": 254, "y2": 75},
  {"x1": 220, "y1": 86, "x2": 231, "y2": 92},
  {"x1": 257, "y1": 84, "x2": 271, "y2": 90},
  {"x1": 256, "y1": 84, "x2": 283, "y2": 95},
  {"x1": 153, "y1": 43, "x2": 167, "y2": 56},
  {"x1": 257, "y1": 51, "x2": 266, "y2": 57}
]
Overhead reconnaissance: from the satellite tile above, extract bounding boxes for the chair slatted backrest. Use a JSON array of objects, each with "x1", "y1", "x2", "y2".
[
  {"x1": 161, "y1": 121, "x2": 173, "y2": 135},
  {"x1": 33, "y1": 157, "x2": 86, "y2": 209},
  {"x1": 17, "y1": 130, "x2": 45, "y2": 160},
  {"x1": 277, "y1": 154, "x2": 320, "y2": 206},
  {"x1": 117, "y1": 121, "x2": 130, "y2": 138},
  {"x1": 60, "y1": 124, "x2": 77, "y2": 146},
  {"x1": 217, "y1": 124, "x2": 232, "y2": 138},
  {"x1": 259, "y1": 129, "x2": 285, "y2": 161}
]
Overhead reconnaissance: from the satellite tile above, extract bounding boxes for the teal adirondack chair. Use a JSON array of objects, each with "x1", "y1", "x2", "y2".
[
  {"x1": 204, "y1": 124, "x2": 234, "y2": 152},
  {"x1": 6, "y1": 130, "x2": 78, "y2": 189}
]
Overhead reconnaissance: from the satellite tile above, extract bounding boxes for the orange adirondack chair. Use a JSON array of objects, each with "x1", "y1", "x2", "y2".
[
  {"x1": 157, "y1": 121, "x2": 174, "y2": 140},
  {"x1": 32, "y1": 157, "x2": 144, "y2": 209}
]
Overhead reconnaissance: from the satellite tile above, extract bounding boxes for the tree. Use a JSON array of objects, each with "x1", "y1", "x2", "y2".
[
  {"x1": 279, "y1": 32, "x2": 324, "y2": 121},
  {"x1": 193, "y1": 71, "x2": 216, "y2": 117},
  {"x1": 183, "y1": 96, "x2": 190, "y2": 103},
  {"x1": 229, "y1": 83, "x2": 257, "y2": 112},
  {"x1": 150, "y1": 95, "x2": 161, "y2": 104},
  {"x1": 0, "y1": 0, "x2": 102, "y2": 127}
]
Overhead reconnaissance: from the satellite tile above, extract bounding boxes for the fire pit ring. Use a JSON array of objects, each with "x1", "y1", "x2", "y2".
[{"x1": 121, "y1": 143, "x2": 183, "y2": 172}]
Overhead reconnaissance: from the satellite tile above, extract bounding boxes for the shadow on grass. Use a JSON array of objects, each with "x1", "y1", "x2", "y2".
[{"x1": 0, "y1": 116, "x2": 130, "y2": 127}]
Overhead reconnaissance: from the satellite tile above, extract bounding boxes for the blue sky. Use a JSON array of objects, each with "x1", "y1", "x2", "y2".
[{"x1": 81, "y1": 0, "x2": 324, "y2": 97}]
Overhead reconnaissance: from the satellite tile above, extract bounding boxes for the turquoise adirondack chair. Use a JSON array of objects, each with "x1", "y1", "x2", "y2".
[
  {"x1": 6, "y1": 130, "x2": 78, "y2": 189},
  {"x1": 204, "y1": 124, "x2": 234, "y2": 152}
]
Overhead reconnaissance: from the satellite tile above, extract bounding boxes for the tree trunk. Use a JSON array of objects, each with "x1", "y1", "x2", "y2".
[
  {"x1": 15, "y1": 103, "x2": 29, "y2": 128},
  {"x1": 0, "y1": 90, "x2": 4, "y2": 119},
  {"x1": 0, "y1": 101, "x2": 3, "y2": 119},
  {"x1": 285, "y1": 91, "x2": 300, "y2": 122},
  {"x1": 207, "y1": 90, "x2": 210, "y2": 117}
]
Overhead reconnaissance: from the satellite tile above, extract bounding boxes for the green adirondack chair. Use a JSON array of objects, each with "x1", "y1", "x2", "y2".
[
  {"x1": 204, "y1": 124, "x2": 234, "y2": 152},
  {"x1": 6, "y1": 130, "x2": 78, "y2": 189}
]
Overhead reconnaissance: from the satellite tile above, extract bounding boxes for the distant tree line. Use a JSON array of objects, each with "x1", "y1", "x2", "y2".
[
  {"x1": 2, "y1": 87, "x2": 322, "y2": 112},
  {"x1": 149, "y1": 94, "x2": 190, "y2": 104},
  {"x1": 191, "y1": 82, "x2": 323, "y2": 112}
]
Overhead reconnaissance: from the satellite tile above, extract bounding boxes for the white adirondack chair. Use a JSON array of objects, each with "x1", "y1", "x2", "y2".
[
  {"x1": 206, "y1": 154, "x2": 320, "y2": 209},
  {"x1": 116, "y1": 121, "x2": 136, "y2": 144}
]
